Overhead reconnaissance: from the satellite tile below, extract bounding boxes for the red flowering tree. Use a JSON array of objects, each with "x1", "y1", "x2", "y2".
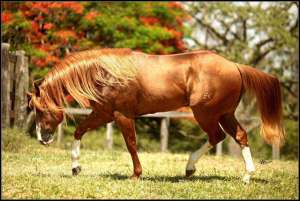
[
  {"x1": 2, "y1": 2, "x2": 198, "y2": 148},
  {"x1": 2, "y1": 2, "x2": 190, "y2": 80}
]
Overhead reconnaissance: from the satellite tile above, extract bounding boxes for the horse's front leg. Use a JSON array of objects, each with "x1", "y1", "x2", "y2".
[
  {"x1": 72, "y1": 111, "x2": 113, "y2": 176},
  {"x1": 113, "y1": 111, "x2": 142, "y2": 179}
]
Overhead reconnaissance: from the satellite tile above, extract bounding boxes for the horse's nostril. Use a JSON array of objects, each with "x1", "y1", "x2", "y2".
[{"x1": 42, "y1": 133, "x2": 52, "y2": 142}]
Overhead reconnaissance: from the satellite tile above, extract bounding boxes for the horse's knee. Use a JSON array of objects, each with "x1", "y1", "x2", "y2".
[{"x1": 235, "y1": 129, "x2": 248, "y2": 147}]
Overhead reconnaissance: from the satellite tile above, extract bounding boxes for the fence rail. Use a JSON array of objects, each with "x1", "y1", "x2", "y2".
[{"x1": 64, "y1": 108, "x2": 194, "y2": 118}]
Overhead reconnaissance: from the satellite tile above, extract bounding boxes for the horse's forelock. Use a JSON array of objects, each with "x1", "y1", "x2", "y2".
[{"x1": 30, "y1": 94, "x2": 45, "y2": 111}]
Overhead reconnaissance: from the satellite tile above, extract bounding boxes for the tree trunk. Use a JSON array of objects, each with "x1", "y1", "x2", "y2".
[{"x1": 25, "y1": 111, "x2": 35, "y2": 132}]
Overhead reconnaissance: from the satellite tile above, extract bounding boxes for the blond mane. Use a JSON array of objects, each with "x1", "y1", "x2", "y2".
[{"x1": 31, "y1": 48, "x2": 138, "y2": 112}]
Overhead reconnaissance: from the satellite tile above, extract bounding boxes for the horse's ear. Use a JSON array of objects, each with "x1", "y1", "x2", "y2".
[
  {"x1": 26, "y1": 92, "x2": 33, "y2": 109},
  {"x1": 32, "y1": 78, "x2": 43, "y2": 96},
  {"x1": 33, "y1": 82, "x2": 40, "y2": 96},
  {"x1": 27, "y1": 92, "x2": 33, "y2": 100}
]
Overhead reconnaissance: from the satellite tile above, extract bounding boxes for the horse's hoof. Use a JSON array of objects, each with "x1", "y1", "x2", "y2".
[
  {"x1": 72, "y1": 166, "x2": 81, "y2": 176},
  {"x1": 242, "y1": 174, "x2": 251, "y2": 184},
  {"x1": 129, "y1": 174, "x2": 140, "y2": 180},
  {"x1": 186, "y1": 169, "x2": 196, "y2": 177}
]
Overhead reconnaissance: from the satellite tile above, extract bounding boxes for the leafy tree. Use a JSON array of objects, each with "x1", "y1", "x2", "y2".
[
  {"x1": 2, "y1": 2, "x2": 190, "y2": 80},
  {"x1": 187, "y1": 2, "x2": 298, "y2": 120},
  {"x1": 2, "y1": 2, "x2": 194, "y2": 151}
]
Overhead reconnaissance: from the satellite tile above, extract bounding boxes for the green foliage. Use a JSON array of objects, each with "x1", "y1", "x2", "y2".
[
  {"x1": 2, "y1": 128, "x2": 37, "y2": 153},
  {"x1": 281, "y1": 120, "x2": 299, "y2": 160},
  {"x1": 188, "y1": 2, "x2": 298, "y2": 120},
  {"x1": 2, "y1": 2, "x2": 189, "y2": 80},
  {"x1": 61, "y1": 124, "x2": 161, "y2": 152},
  {"x1": 188, "y1": 2, "x2": 298, "y2": 159},
  {"x1": 168, "y1": 119, "x2": 207, "y2": 153}
]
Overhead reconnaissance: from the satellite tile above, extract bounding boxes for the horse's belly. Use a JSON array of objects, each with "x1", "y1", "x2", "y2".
[
  {"x1": 136, "y1": 98, "x2": 187, "y2": 115},
  {"x1": 135, "y1": 86, "x2": 188, "y2": 116},
  {"x1": 113, "y1": 88, "x2": 187, "y2": 118}
]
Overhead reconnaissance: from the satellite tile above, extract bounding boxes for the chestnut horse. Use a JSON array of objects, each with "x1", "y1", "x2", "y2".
[{"x1": 27, "y1": 48, "x2": 284, "y2": 183}]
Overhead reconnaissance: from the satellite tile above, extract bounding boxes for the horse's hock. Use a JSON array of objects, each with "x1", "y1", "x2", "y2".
[{"x1": 1, "y1": 43, "x2": 29, "y2": 129}]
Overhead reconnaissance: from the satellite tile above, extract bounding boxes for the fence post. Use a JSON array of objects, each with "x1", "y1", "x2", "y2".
[
  {"x1": 14, "y1": 50, "x2": 28, "y2": 128},
  {"x1": 1, "y1": 43, "x2": 12, "y2": 128},
  {"x1": 25, "y1": 111, "x2": 35, "y2": 132},
  {"x1": 216, "y1": 141, "x2": 223, "y2": 156},
  {"x1": 160, "y1": 117, "x2": 170, "y2": 152},
  {"x1": 272, "y1": 145, "x2": 280, "y2": 160},
  {"x1": 228, "y1": 137, "x2": 241, "y2": 157},
  {"x1": 106, "y1": 122, "x2": 113, "y2": 149},
  {"x1": 56, "y1": 121, "x2": 64, "y2": 147}
]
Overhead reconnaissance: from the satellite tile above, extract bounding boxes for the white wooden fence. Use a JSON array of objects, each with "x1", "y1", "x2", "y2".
[
  {"x1": 1, "y1": 43, "x2": 29, "y2": 129},
  {"x1": 26, "y1": 107, "x2": 279, "y2": 159},
  {"x1": 59, "y1": 108, "x2": 195, "y2": 153},
  {"x1": 55, "y1": 108, "x2": 228, "y2": 156}
]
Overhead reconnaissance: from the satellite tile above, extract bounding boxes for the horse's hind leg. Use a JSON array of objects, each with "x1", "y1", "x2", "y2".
[
  {"x1": 219, "y1": 113, "x2": 255, "y2": 184},
  {"x1": 186, "y1": 108, "x2": 226, "y2": 177},
  {"x1": 113, "y1": 111, "x2": 142, "y2": 179}
]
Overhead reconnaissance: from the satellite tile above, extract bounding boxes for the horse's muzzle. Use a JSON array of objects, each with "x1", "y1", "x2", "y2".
[
  {"x1": 39, "y1": 138, "x2": 53, "y2": 146},
  {"x1": 40, "y1": 133, "x2": 54, "y2": 146}
]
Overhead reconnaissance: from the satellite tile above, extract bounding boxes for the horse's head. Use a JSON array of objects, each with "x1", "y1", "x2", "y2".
[{"x1": 27, "y1": 80, "x2": 64, "y2": 146}]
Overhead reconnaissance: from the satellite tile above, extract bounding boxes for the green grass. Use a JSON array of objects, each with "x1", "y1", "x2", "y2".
[
  {"x1": 2, "y1": 128, "x2": 299, "y2": 199},
  {"x1": 1, "y1": 145, "x2": 298, "y2": 199}
]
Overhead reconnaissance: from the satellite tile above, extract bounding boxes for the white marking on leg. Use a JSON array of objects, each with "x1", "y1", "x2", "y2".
[
  {"x1": 241, "y1": 146, "x2": 255, "y2": 184},
  {"x1": 36, "y1": 123, "x2": 42, "y2": 141},
  {"x1": 34, "y1": 108, "x2": 42, "y2": 142},
  {"x1": 71, "y1": 140, "x2": 81, "y2": 169},
  {"x1": 186, "y1": 141, "x2": 213, "y2": 171}
]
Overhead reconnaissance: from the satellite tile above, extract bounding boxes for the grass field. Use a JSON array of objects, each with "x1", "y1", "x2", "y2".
[{"x1": 2, "y1": 132, "x2": 298, "y2": 199}]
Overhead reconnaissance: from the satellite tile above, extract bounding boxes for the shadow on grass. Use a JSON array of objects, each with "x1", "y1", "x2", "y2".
[
  {"x1": 115, "y1": 174, "x2": 268, "y2": 184},
  {"x1": 32, "y1": 172, "x2": 268, "y2": 184},
  {"x1": 70, "y1": 173, "x2": 269, "y2": 184}
]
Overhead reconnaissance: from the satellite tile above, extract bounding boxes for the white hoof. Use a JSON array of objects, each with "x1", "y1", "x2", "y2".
[{"x1": 242, "y1": 173, "x2": 251, "y2": 184}]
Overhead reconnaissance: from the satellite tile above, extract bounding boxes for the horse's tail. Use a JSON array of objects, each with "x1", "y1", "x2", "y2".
[{"x1": 237, "y1": 64, "x2": 285, "y2": 147}]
